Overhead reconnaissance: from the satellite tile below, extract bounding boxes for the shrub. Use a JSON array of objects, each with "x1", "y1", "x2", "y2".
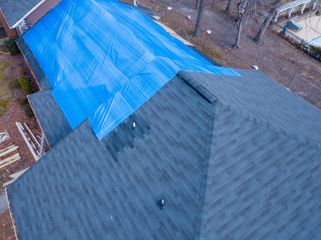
[
  {"x1": 18, "y1": 75, "x2": 33, "y2": 94},
  {"x1": 4, "y1": 39, "x2": 19, "y2": 55},
  {"x1": 309, "y1": 45, "x2": 321, "y2": 60},
  {"x1": 23, "y1": 104, "x2": 34, "y2": 118},
  {"x1": 201, "y1": 45, "x2": 222, "y2": 60},
  {"x1": 9, "y1": 78, "x2": 20, "y2": 90},
  {"x1": 0, "y1": 99, "x2": 9, "y2": 116},
  {"x1": 18, "y1": 97, "x2": 34, "y2": 118}
]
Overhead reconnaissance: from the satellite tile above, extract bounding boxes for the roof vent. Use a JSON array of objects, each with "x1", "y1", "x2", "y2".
[
  {"x1": 132, "y1": 122, "x2": 137, "y2": 128},
  {"x1": 157, "y1": 199, "x2": 166, "y2": 210}
]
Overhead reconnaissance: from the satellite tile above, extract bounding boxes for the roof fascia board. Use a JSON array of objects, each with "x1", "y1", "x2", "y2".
[{"x1": 0, "y1": 9, "x2": 12, "y2": 30}]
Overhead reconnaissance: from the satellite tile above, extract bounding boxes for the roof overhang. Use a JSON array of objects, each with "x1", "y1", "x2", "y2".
[{"x1": 11, "y1": 0, "x2": 46, "y2": 28}]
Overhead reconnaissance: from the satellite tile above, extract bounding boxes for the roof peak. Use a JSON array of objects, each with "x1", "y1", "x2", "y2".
[{"x1": 180, "y1": 70, "x2": 321, "y2": 145}]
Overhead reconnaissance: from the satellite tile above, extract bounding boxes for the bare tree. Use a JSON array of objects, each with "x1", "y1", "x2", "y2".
[
  {"x1": 254, "y1": 5, "x2": 278, "y2": 43},
  {"x1": 254, "y1": 1, "x2": 282, "y2": 43},
  {"x1": 193, "y1": 0, "x2": 205, "y2": 37},
  {"x1": 225, "y1": 0, "x2": 235, "y2": 15},
  {"x1": 233, "y1": 0, "x2": 270, "y2": 48},
  {"x1": 233, "y1": 0, "x2": 249, "y2": 48}
]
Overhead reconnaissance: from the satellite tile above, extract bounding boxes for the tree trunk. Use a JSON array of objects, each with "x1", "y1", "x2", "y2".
[
  {"x1": 193, "y1": 0, "x2": 205, "y2": 37},
  {"x1": 233, "y1": 0, "x2": 248, "y2": 48},
  {"x1": 233, "y1": 19, "x2": 243, "y2": 48},
  {"x1": 254, "y1": 6, "x2": 278, "y2": 43},
  {"x1": 225, "y1": 0, "x2": 234, "y2": 15}
]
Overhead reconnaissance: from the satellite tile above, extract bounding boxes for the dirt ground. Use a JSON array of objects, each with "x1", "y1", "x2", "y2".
[
  {"x1": 0, "y1": 53, "x2": 40, "y2": 240},
  {"x1": 0, "y1": 53, "x2": 40, "y2": 187},
  {"x1": 0, "y1": 210, "x2": 16, "y2": 240},
  {"x1": 141, "y1": 0, "x2": 321, "y2": 109}
]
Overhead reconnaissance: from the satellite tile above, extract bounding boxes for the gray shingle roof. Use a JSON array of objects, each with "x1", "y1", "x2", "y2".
[
  {"x1": 9, "y1": 76, "x2": 215, "y2": 239},
  {"x1": 0, "y1": 0, "x2": 41, "y2": 27},
  {"x1": 181, "y1": 70, "x2": 321, "y2": 145},
  {"x1": 181, "y1": 70, "x2": 321, "y2": 239},
  {"x1": 7, "y1": 70, "x2": 321, "y2": 240},
  {"x1": 28, "y1": 91, "x2": 71, "y2": 146}
]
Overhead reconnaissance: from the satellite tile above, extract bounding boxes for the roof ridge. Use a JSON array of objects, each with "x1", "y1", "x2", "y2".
[
  {"x1": 194, "y1": 102, "x2": 217, "y2": 239},
  {"x1": 177, "y1": 72, "x2": 217, "y2": 103}
]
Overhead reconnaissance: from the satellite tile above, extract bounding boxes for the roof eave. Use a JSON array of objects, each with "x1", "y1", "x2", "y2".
[{"x1": 6, "y1": 0, "x2": 46, "y2": 29}]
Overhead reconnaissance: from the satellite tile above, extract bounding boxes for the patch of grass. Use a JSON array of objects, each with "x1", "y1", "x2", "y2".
[
  {"x1": 8, "y1": 78, "x2": 20, "y2": 90},
  {"x1": 200, "y1": 44, "x2": 222, "y2": 60},
  {"x1": 193, "y1": 40, "x2": 222, "y2": 60},
  {"x1": 4, "y1": 39, "x2": 19, "y2": 55},
  {"x1": 0, "y1": 62, "x2": 9, "y2": 77},
  {"x1": 185, "y1": 28, "x2": 194, "y2": 36},
  {"x1": 0, "y1": 62, "x2": 9, "y2": 98},
  {"x1": 0, "y1": 99, "x2": 9, "y2": 116},
  {"x1": 163, "y1": 12, "x2": 184, "y2": 31},
  {"x1": 23, "y1": 104, "x2": 34, "y2": 118},
  {"x1": 0, "y1": 62, "x2": 10, "y2": 116},
  {"x1": 18, "y1": 75, "x2": 33, "y2": 95}
]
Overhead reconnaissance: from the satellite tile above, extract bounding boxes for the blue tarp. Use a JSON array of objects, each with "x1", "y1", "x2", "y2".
[{"x1": 24, "y1": 0, "x2": 239, "y2": 139}]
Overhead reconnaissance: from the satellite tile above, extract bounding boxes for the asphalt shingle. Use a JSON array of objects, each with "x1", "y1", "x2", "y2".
[
  {"x1": 0, "y1": 0, "x2": 42, "y2": 27},
  {"x1": 7, "y1": 70, "x2": 321, "y2": 240},
  {"x1": 9, "y1": 76, "x2": 215, "y2": 240},
  {"x1": 28, "y1": 91, "x2": 71, "y2": 146}
]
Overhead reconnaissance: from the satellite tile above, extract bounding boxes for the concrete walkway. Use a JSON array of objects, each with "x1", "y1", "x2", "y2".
[{"x1": 0, "y1": 191, "x2": 8, "y2": 214}]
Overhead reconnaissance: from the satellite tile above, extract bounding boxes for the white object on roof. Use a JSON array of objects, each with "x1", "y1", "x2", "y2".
[
  {"x1": 251, "y1": 65, "x2": 259, "y2": 70},
  {"x1": 17, "y1": 20, "x2": 29, "y2": 35}
]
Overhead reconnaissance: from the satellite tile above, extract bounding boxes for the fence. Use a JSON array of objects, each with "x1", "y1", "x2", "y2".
[{"x1": 274, "y1": 24, "x2": 321, "y2": 61}]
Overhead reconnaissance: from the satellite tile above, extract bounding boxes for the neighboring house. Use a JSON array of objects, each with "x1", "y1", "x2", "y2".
[
  {"x1": 0, "y1": 0, "x2": 61, "y2": 38},
  {"x1": 4, "y1": 0, "x2": 321, "y2": 239},
  {"x1": 274, "y1": 0, "x2": 319, "y2": 22}
]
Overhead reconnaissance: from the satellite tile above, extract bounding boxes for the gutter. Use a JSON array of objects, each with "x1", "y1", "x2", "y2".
[{"x1": 11, "y1": 0, "x2": 47, "y2": 29}]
